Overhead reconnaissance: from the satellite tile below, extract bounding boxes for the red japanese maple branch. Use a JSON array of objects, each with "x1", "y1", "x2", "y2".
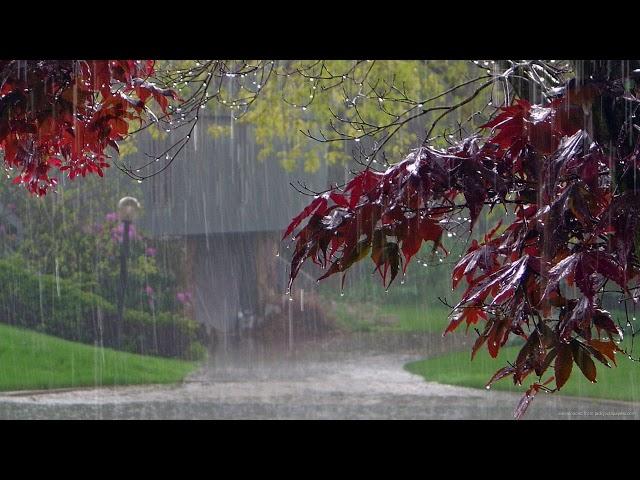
[{"x1": 285, "y1": 61, "x2": 640, "y2": 418}]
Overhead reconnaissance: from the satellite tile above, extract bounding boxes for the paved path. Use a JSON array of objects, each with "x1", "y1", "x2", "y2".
[{"x1": 0, "y1": 333, "x2": 638, "y2": 419}]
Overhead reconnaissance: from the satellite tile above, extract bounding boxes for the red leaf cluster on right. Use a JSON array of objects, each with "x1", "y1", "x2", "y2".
[{"x1": 285, "y1": 86, "x2": 637, "y2": 418}]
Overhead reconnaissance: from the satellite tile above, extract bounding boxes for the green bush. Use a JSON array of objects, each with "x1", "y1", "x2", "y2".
[
  {"x1": 120, "y1": 308, "x2": 204, "y2": 360},
  {"x1": 0, "y1": 256, "x2": 203, "y2": 360}
]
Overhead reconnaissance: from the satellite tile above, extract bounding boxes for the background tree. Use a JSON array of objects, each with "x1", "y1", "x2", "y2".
[{"x1": 116, "y1": 61, "x2": 492, "y2": 180}]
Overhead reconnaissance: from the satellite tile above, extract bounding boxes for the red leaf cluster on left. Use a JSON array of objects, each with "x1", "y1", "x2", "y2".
[{"x1": 0, "y1": 60, "x2": 177, "y2": 195}]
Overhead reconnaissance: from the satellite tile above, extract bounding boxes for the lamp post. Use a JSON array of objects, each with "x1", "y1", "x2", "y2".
[{"x1": 116, "y1": 196, "x2": 141, "y2": 348}]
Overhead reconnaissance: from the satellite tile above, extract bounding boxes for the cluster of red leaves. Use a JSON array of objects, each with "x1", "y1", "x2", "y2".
[
  {"x1": 285, "y1": 90, "x2": 636, "y2": 418},
  {"x1": 0, "y1": 60, "x2": 177, "y2": 195}
]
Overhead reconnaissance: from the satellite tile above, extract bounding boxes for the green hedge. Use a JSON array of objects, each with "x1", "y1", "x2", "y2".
[{"x1": 0, "y1": 256, "x2": 203, "y2": 360}]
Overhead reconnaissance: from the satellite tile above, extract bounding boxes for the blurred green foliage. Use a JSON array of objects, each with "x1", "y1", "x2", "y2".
[
  {"x1": 0, "y1": 173, "x2": 185, "y2": 314},
  {"x1": 198, "y1": 60, "x2": 492, "y2": 172},
  {"x1": 0, "y1": 255, "x2": 202, "y2": 359},
  {"x1": 0, "y1": 169, "x2": 199, "y2": 357}
]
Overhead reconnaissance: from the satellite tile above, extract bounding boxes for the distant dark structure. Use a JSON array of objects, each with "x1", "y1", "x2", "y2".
[{"x1": 135, "y1": 115, "x2": 331, "y2": 335}]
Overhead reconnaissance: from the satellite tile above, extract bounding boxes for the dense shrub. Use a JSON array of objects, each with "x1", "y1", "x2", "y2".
[{"x1": 0, "y1": 256, "x2": 203, "y2": 359}]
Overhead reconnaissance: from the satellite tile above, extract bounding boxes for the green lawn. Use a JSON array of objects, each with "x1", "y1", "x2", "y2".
[
  {"x1": 332, "y1": 301, "x2": 451, "y2": 333},
  {"x1": 0, "y1": 323, "x2": 199, "y2": 391},
  {"x1": 405, "y1": 344, "x2": 640, "y2": 402}
]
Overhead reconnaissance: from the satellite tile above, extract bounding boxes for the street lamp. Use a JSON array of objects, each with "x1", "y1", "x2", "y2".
[{"x1": 116, "y1": 196, "x2": 141, "y2": 348}]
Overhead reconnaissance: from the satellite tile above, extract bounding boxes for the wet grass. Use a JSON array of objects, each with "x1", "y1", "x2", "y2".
[
  {"x1": 0, "y1": 323, "x2": 199, "y2": 392},
  {"x1": 405, "y1": 344, "x2": 640, "y2": 402},
  {"x1": 379, "y1": 304, "x2": 451, "y2": 333},
  {"x1": 332, "y1": 302, "x2": 451, "y2": 333}
]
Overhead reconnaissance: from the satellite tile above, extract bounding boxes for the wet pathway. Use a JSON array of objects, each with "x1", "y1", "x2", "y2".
[{"x1": 0, "y1": 332, "x2": 638, "y2": 419}]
